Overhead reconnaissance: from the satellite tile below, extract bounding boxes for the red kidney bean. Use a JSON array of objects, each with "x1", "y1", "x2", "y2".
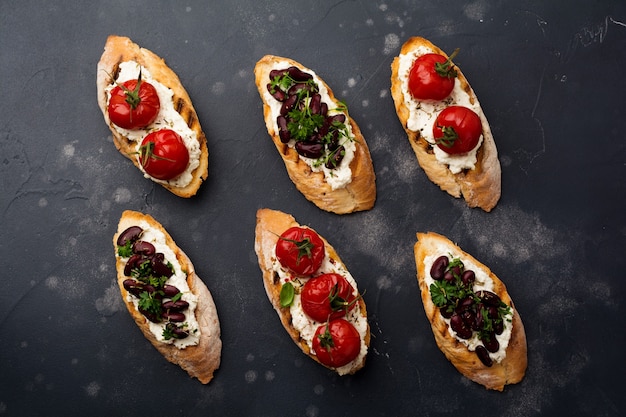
[
  {"x1": 277, "y1": 115, "x2": 290, "y2": 143},
  {"x1": 325, "y1": 145, "x2": 345, "y2": 169},
  {"x1": 443, "y1": 271, "x2": 455, "y2": 282},
  {"x1": 162, "y1": 285, "x2": 180, "y2": 298},
  {"x1": 455, "y1": 296, "x2": 475, "y2": 312},
  {"x1": 450, "y1": 314, "x2": 472, "y2": 339},
  {"x1": 494, "y1": 320, "x2": 504, "y2": 335},
  {"x1": 461, "y1": 270, "x2": 475, "y2": 287},
  {"x1": 117, "y1": 226, "x2": 143, "y2": 247},
  {"x1": 477, "y1": 290, "x2": 501, "y2": 307},
  {"x1": 328, "y1": 114, "x2": 346, "y2": 125},
  {"x1": 162, "y1": 300, "x2": 189, "y2": 312},
  {"x1": 440, "y1": 305, "x2": 454, "y2": 319},
  {"x1": 150, "y1": 254, "x2": 173, "y2": 278},
  {"x1": 482, "y1": 333, "x2": 500, "y2": 353},
  {"x1": 286, "y1": 66, "x2": 313, "y2": 82},
  {"x1": 123, "y1": 279, "x2": 144, "y2": 297},
  {"x1": 139, "y1": 308, "x2": 161, "y2": 323},
  {"x1": 430, "y1": 255, "x2": 449, "y2": 280},
  {"x1": 132, "y1": 241, "x2": 155, "y2": 256},
  {"x1": 124, "y1": 254, "x2": 144, "y2": 276},
  {"x1": 295, "y1": 141, "x2": 324, "y2": 158},
  {"x1": 163, "y1": 311, "x2": 186, "y2": 322},
  {"x1": 309, "y1": 93, "x2": 322, "y2": 114},
  {"x1": 320, "y1": 102, "x2": 328, "y2": 116},
  {"x1": 165, "y1": 323, "x2": 189, "y2": 339},
  {"x1": 472, "y1": 303, "x2": 485, "y2": 330},
  {"x1": 476, "y1": 345, "x2": 493, "y2": 367},
  {"x1": 280, "y1": 94, "x2": 298, "y2": 116},
  {"x1": 287, "y1": 82, "x2": 312, "y2": 97},
  {"x1": 269, "y1": 68, "x2": 289, "y2": 79},
  {"x1": 266, "y1": 83, "x2": 286, "y2": 101}
]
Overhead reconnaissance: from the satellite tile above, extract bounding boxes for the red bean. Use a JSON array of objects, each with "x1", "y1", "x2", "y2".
[
  {"x1": 277, "y1": 115, "x2": 290, "y2": 143},
  {"x1": 477, "y1": 290, "x2": 501, "y2": 307},
  {"x1": 150, "y1": 254, "x2": 173, "y2": 278},
  {"x1": 450, "y1": 314, "x2": 472, "y2": 339},
  {"x1": 325, "y1": 145, "x2": 345, "y2": 169},
  {"x1": 163, "y1": 311, "x2": 186, "y2": 322},
  {"x1": 476, "y1": 345, "x2": 493, "y2": 367},
  {"x1": 132, "y1": 240, "x2": 155, "y2": 256},
  {"x1": 295, "y1": 141, "x2": 324, "y2": 158},
  {"x1": 162, "y1": 300, "x2": 189, "y2": 312},
  {"x1": 430, "y1": 256, "x2": 449, "y2": 280},
  {"x1": 286, "y1": 66, "x2": 313, "y2": 82},
  {"x1": 117, "y1": 226, "x2": 143, "y2": 247},
  {"x1": 461, "y1": 270, "x2": 475, "y2": 287},
  {"x1": 482, "y1": 333, "x2": 500, "y2": 353},
  {"x1": 280, "y1": 94, "x2": 298, "y2": 116},
  {"x1": 162, "y1": 285, "x2": 180, "y2": 298},
  {"x1": 266, "y1": 83, "x2": 286, "y2": 101},
  {"x1": 124, "y1": 254, "x2": 144, "y2": 276}
]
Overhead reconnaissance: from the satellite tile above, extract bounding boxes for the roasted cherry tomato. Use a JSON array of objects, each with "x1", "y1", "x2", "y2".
[
  {"x1": 139, "y1": 129, "x2": 189, "y2": 180},
  {"x1": 275, "y1": 227, "x2": 325, "y2": 276},
  {"x1": 108, "y1": 74, "x2": 160, "y2": 130},
  {"x1": 301, "y1": 273, "x2": 357, "y2": 322},
  {"x1": 408, "y1": 50, "x2": 458, "y2": 101},
  {"x1": 432, "y1": 106, "x2": 482, "y2": 155},
  {"x1": 312, "y1": 319, "x2": 361, "y2": 368}
]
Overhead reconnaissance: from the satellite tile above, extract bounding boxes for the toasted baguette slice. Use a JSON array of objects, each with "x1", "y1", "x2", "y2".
[
  {"x1": 113, "y1": 210, "x2": 221, "y2": 384},
  {"x1": 414, "y1": 232, "x2": 527, "y2": 390},
  {"x1": 254, "y1": 55, "x2": 376, "y2": 214},
  {"x1": 97, "y1": 35, "x2": 208, "y2": 198},
  {"x1": 391, "y1": 37, "x2": 501, "y2": 211},
  {"x1": 254, "y1": 208, "x2": 370, "y2": 374}
]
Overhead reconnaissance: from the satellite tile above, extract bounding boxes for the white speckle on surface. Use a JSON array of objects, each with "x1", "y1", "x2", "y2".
[
  {"x1": 20, "y1": 341, "x2": 28, "y2": 348},
  {"x1": 0, "y1": 402, "x2": 6, "y2": 413},
  {"x1": 84, "y1": 381, "x2": 100, "y2": 397},
  {"x1": 377, "y1": 276, "x2": 392, "y2": 290},
  {"x1": 45, "y1": 276, "x2": 59, "y2": 290},
  {"x1": 463, "y1": 1, "x2": 488, "y2": 22},
  {"x1": 268, "y1": 14, "x2": 275, "y2": 22},
  {"x1": 246, "y1": 353, "x2": 255, "y2": 362},
  {"x1": 365, "y1": 18, "x2": 374, "y2": 26},
  {"x1": 361, "y1": 100, "x2": 369, "y2": 107},
  {"x1": 379, "y1": 4, "x2": 388, "y2": 12},
  {"x1": 38, "y1": 197, "x2": 48, "y2": 207},
  {"x1": 185, "y1": 6, "x2": 191, "y2": 12},
  {"x1": 264, "y1": 370, "x2": 275, "y2": 381},
  {"x1": 211, "y1": 82, "x2": 226, "y2": 95},
  {"x1": 95, "y1": 282, "x2": 125, "y2": 316},
  {"x1": 305, "y1": 404, "x2": 319, "y2": 417},
  {"x1": 379, "y1": 89, "x2": 388, "y2": 99},
  {"x1": 347, "y1": 78, "x2": 357, "y2": 88},
  {"x1": 313, "y1": 384, "x2": 324, "y2": 395},
  {"x1": 113, "y1": 187, "x2": 131, "y2": 204},
  {"x1": 71, "y1": 358, "x2": 79, "y2": 365},
  {"x1": 63, "y1": 144, "x2": 75, "y2": 158},
  {"x1": 245, "y1": 370, "x2": 258, "y2": 383},
  {"x1": 383, "y1": 33, "x2": 400, "y2": 55}
]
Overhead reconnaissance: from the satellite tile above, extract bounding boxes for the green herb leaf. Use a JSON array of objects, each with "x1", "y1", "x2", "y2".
[
  {"x1": 117, "y1": 241, "x2": 133, "y2": 258},
  {"x1": 280, "y1": 282, "x2": 295, "y2": 307},
  {"x1": 138, "y1": 291, "x2": 162, "y2": 317}
]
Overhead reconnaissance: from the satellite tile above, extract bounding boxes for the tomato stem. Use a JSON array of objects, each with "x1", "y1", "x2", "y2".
[{"x1": 435, "y1": 48, "x2": 460, "y2": 79}]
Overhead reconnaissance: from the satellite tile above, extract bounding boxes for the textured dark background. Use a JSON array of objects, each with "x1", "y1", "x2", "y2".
[{"x1": 1, "y1": 1, "x2": 625, "y2": 416}]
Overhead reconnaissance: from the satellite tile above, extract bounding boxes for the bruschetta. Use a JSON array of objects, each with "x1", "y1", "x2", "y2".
[
  {"x1": 414, "y1": 232, "x2": 527, "y2": 390},
  {"x1": 254, "y1": 55, "x2": 376, "y2": 214},
  {"x1": 254, "y1": 208, "x2": 369, "y2": 374},
  {"x1": 113, "y1": 210, "x2": 221, "y2": 384},
  {"x1": 391, "y1": 37, "x2": 501, "y2": 211},
  {"x1": 97, "y1": 35, "x2": 209, "y2": 197}
]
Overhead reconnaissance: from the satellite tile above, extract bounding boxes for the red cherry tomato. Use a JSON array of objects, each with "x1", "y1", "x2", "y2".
[
  {"x1": 432, "y1": 106, "x2": 482, "y2": 155},
  {"x1": 301, "y1": 273, "x2": 357, "y2": 322},
  {"x1": 275, "y1": 227, "x2": 325, "y2": 276},
  {"x1": 312, "y1": 319, "x2": 361, "y2": 368},
  {"x1": 108, "y1": 77, "x2": 160, "y2": 130},
  {"x1": 139, "y1": 129, "x2": 189, "y2": 180},
  {"x1": 408, "y1": 52, "x2": 458, "y2": 101}
]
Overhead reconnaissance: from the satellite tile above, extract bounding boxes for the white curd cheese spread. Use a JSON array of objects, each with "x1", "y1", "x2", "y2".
[
  {"x1": 422, "y1": 243, "x2": 513, "y2": 364},
  {"x1": 119, "y1": 220, "x2": 200, "y2": 349},
  {"x1": 263, "y1": 60, "x2": 356, "y2": 190},
  {"x1": 397, "y1": 46, "x2": 484, "y2": 174},
  {"x1": 106, "y1": 61, "x2": 201, "y2": 188}
]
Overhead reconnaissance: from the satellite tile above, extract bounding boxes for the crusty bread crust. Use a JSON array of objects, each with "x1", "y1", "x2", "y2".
[
  {"x1": 414, "y1": 232, "x2": 527, "y2": 391},
  {"x1": 113, "y1": 210, "x2": 221, "y2": 384},
  {"x1": 254, "y1": 55, "x2": 376, "y2": 214},
  {"x1": 391, "y1": 37, "x2": 501, "y2": 211},
  {"x1": 97, "y1": 35, "x2": 209, "y2": 198},
  {"x1": 254, "y1": 208, "x2": 370, "y2": 374}
]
